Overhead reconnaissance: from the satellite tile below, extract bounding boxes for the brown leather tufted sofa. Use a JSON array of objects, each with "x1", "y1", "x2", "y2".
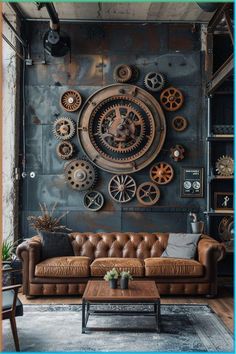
[{"x1": 16, "y1": 232, "x2": 225, "y2": 298}]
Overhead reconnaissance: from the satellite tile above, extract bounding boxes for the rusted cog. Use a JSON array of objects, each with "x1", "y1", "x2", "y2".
[
  {"x1": 170, "y1": 145, "x2": 185, "y2": 162},
  {"x1": 98, "y1": 103, "x2": 146, "y2": 154},
  {"x1": 64, "y1": 159, "x2": 96, "y2": 191},
  {"x1": 137, "y1": 182, "x2": 160, "y2": 206},
  {"x1": 60, "y1": 90, "x2": 82, "y2": 112},
  {"x1": 150, "y1": 162, "x2": 174, "y2": 185},
  {"x1": 56, "y1": 141, "x2": 74, "y2": 160},
  {"x1": 216, "y1": 155, "x2": 234, "y2": 176},
  {"x1": 53, "y1": 117, "x2": 75, "y2": 140},
  {"x1": 113, "y1": 64, "x2": 133, "y2": 83},
  {"x1": 83, "y1": 191, "x2": 104, "y2": 211},
  {"x1": 144, "y1": 72, "x2": 165, "y2": 92},
  {"x1": 172, "y1": 116, "x2": 188, "y2": 132},
  {"x1": 160, "y1": 87, "x2": 184, "y2": 111},
  {"x1": 108, "y1": 175, "x2": 136, "y2": 203}
]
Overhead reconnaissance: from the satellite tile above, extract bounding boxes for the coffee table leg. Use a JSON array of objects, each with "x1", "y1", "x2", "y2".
[
  {"x1": 82, "y1": 299, "x2": 86, "y2": 334},
  {"x1": 155, "y1": 300, "x2": 161, "y2": 333}
]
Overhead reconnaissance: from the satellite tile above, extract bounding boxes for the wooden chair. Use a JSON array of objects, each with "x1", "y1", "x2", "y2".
[{"x1": 2, "y1": 284, "x2": 23, "y2": 351}]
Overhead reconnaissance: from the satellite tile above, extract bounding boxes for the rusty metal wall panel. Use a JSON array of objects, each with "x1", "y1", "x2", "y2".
[{"x1": 20, "y1": 22, "x2": 206, "y2": 238}]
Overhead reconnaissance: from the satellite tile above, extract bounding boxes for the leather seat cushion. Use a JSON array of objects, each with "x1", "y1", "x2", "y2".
[
  {"x1": 144, "y1": 257, "x2": 204, "y2": 277},
  {"x1": 90, "y1": 258, "x2": 144, "y2": 277},
  {"x1": 35, "y1": 256, "x2": 91, "y2": 278}
]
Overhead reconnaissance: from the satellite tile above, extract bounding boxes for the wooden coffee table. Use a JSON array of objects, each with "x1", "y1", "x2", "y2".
[{"x1": 82, "y1": 280, "x2": 161, "y2": 333}]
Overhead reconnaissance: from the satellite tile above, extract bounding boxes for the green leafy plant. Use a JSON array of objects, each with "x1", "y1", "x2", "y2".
[
  {"x1": 27, "y1": 202, "x2": 71, "y2": 232},
  {"x1": 120, "y1": 271, "x2": 133, "y2": 280},
  {"x1": 104, "y1": 268, "x2": 119, "y2": 281},
  {"x1": 2, "y1": 238, "x2": 17, "y2": 262}
]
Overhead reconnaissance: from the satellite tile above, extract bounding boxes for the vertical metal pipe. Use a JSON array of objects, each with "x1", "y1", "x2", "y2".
[{"x1": 206, "y1": 96, "x2": 211, "y2": 213}]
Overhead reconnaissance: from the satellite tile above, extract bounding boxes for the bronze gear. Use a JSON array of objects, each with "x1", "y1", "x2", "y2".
[
  {"x1": 136, "y1": 182, "x2": 160, "y2": 206},
  {"x1": 150, "y1": 162, "x2": 174, "y2": 185},
  {"x1": 77, "y1": 84, "x2": 166, "y2": 174},
  {"x1": 172, "y1": 116, "x2": 188, "y2": 132},
  {"x1": 83, "y1": 191, "x2": 104, "y2": 211},
  {"x1": 113, "y1": 64, "x2": 133, "y2": 83},
  {"x1": 64, "y1": 159, "x2": 96, "y2": 191},
  {"x1": 160, "y1": 87, "x2": 184, "y2": 111},
  {"x1": 53, "y1": 117, "x2": 75, "y2": 140},
  {"x1": 60, "y1": 90, "x2": 82, "y2": 112},
  {"x1": 170, "y1": 145, "x2": 185, "y2": 162},
  {"x1": 56, "y1": 141, "x2": 74, "y2": 160},
  {"x1": 218, "y1": 216, "x2": 234, "y2": 245},
  {"x1": 108, "y1": 175, "x2": 136, "y2": 203},
  {"x1": 216, "y1": 155, "x2": 234, "y2": 176}
]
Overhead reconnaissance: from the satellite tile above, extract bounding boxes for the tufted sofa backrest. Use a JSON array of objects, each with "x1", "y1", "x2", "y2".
[{"x1": 69, "y1": 232, "x2": 169, "y2": 260}]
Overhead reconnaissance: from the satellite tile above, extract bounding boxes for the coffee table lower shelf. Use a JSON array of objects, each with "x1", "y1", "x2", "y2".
[{"x1": 82, "y1": 300, "x2": 161, "y2": 333}]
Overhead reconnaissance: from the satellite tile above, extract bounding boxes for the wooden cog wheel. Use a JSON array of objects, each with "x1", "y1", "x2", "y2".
[
  {"x1": 160, "y1": 87, "x2": 184, "y2": 112},
  {"x1": 150, "y1": 162, "x2": 174, "y2": 185},
  {"x1": 60, "y1": 90, "x2": 82, "y2": 112},
  {"x1": 137, "y1": 182, "x2": 160, "y2": 206}
]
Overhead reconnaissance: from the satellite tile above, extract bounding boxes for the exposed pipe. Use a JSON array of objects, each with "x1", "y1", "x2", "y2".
[
  {"x1": 2, "y1": 34, "x2": 24, "y2": 60},
  {"x1": 23, "y1": 18, "x2": 209, "y2": 24},
  {"x1": 2, "y1": 13, "x2": 27, "y2": 48},
  {"x1": 45, "y1": 3, "x2": 59, "y2": 25}
]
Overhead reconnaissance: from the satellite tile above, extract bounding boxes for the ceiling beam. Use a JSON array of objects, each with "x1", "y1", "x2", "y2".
[{"x1": 206, "y1": 54, "x2": 233, "y2": 95}]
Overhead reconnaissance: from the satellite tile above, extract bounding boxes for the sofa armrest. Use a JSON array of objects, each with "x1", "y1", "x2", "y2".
[
  {"x1": 16, "y1": 236, "x2": 42, "y2": 295},
  {"x1": 197, "y1": 235, "x2": 225, "y2": 279}
]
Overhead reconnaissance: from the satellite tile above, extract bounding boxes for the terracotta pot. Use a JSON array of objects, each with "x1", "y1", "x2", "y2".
[{"x1": 109, "y1": 279, "x2": 118, "y2": 289}]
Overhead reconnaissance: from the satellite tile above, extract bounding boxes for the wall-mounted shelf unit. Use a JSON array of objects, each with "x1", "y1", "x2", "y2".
[{"x1": 205, "y1": 3, "x2": 234, "y2": 275}]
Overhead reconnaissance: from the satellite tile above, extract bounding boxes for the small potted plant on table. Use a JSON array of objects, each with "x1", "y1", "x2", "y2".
[
  {"x1": 104, "y1": 268, "x2": 119, "y2": 289},
  {"x1": 120, "y1": 271, "x2": 133, "y2": 289}
]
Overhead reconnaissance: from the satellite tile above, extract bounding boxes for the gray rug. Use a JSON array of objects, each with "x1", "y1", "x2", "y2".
[{"x1": 3, "y1": 304, "x2": 233, "y2": 352}]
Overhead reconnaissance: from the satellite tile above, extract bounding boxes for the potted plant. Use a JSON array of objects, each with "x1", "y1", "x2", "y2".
[
  {"x1": 120, "y1": 271, "x2": 133, "y2": 289},
  {"x1": 2, "y1": 237, "x2": 16, "y2": 266},
  {"x1": 189, "y1": 212, "x2": 204, "y2": 233},
  {"x1": 27, "y1": 202, "x2": 71, "y2": 232},
  {"x1": 104, "y1": 268, "x2": 119, "y2": 289}
]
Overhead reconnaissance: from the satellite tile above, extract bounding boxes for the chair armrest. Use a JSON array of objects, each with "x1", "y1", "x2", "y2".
[
  {"x1": 197, "y1": 235, "x2": 226, "y2": 280},
  {"x1": 2, "y1": 284, "x2": 22, "y2": 292},
  {"x1": 16, "y1": 236, "x2": 42, "y2": 295},
  {"x1": 16, "y1": 236, "x2": 42, "y2": 261}
]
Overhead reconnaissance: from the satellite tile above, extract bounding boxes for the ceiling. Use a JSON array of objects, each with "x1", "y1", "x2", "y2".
[{"x1": 3, "y1": 2, "x2": 215, "y2": 22}]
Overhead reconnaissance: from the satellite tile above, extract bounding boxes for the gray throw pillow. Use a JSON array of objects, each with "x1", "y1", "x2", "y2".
[
  {"x1": 39, "y1": 231, "x2": 74, "y2": 260},
  {"x1": 161, "y1": 233, "x2": 201, "y2": 259}
]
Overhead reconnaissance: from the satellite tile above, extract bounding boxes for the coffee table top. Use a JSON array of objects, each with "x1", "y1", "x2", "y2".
[{"x1": 82, "y1": 280, "x2": 160, "y2": 302}]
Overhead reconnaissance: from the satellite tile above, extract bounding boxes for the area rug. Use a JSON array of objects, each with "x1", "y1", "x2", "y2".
[{"x1": 3, "y1": 304, "x2": 233, "y2": 352}]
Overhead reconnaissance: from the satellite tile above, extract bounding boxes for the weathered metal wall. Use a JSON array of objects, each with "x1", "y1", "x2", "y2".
[{"x1": 20, "y1": 22, "x2": 207, "y2": 238}]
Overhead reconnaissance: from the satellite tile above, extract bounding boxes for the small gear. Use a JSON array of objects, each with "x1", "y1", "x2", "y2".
[
  {"x1": 136, "y1": 182, "x2": 160, "y2": 206},
  {"x1": 144, "y1": 72, "x2": 165, "y2": 92},
  {"x1": 108, "y1": 175, "x2": 136, "y2": 203},
  {"x1": 64, "y1": 159, "x2": 96, "y2": 191},
  {"x1": 170, "y1": 145, "x2": 185, "y2": 162},
  {"x1": 60, "y1": 90, "x2": 82, "y2": 112},
  {"x1": 172, "y1": 116, "x2": 188, "y2": 132},
  {"x1": 216, "y1": 155, "x2": 234, "y2": 176},
  {"x1": 150, "y1": 162, "x2": 174, "y2": 185},
  {"x1": 53, "y1": 117, "x2": 75, "y2": 140},
  {"x1": 83, "y1": 191, "x2": 104, "y2": 211},
  {"x1": 113, "y1": 64, "x2": 133, "y2": 83},
  {"x1": 160, "y1": 87, "x2": 184, "y2": 111},
  {"x1": 56, "y1": 141, "x2": 75, "y2": 160}
]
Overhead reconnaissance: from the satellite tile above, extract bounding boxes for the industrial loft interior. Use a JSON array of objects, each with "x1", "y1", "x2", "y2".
[{"x1": 2, "y1": 1, "x2": 234, "y2": 352}]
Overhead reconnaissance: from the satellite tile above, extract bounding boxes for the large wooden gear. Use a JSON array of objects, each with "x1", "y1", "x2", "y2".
[{"x1": 78, "y1": 84, "x2": 166, "y2": 174}]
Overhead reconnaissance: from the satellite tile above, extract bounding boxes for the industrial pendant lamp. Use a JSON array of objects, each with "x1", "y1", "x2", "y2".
[{"x1": 37, "y1": 2, "x2": 71, "y2": 57}]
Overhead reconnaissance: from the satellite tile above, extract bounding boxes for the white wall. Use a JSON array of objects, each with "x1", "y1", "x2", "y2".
[{"x1": 2, "y1": 5, "x2": 19, "y2": 241}]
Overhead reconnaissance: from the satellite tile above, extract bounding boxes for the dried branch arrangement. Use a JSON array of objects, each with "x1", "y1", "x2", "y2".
[{"x1": 27, "y1": 202, "x2": 71, "y2": 232}]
